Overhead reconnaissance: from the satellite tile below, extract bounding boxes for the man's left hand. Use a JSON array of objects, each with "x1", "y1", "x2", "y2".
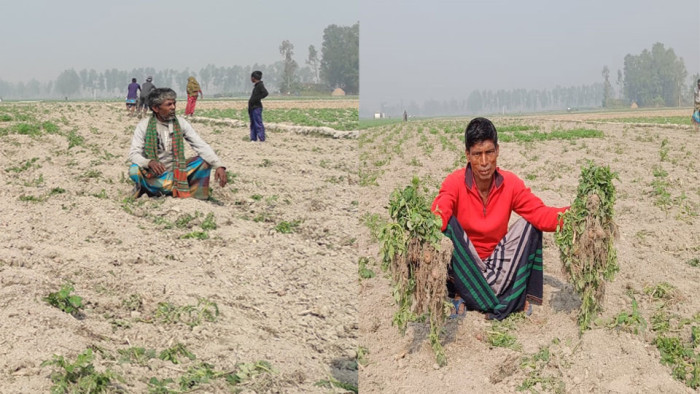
[{"x1": 214, "y1": 167, "x2": 227, "y2": 188}]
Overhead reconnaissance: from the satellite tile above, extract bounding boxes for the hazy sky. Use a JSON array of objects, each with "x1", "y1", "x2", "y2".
[
  {"x1": 0, "y1": 0, "x2": 358, "y2": 82},
  {"x1": 360, "y1": 0, "x2": 700, "y2": 114}
]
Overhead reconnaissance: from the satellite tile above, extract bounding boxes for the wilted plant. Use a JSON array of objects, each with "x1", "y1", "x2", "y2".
[
  {"x1": 315, "y1": 377, "x2": 358, "y2": 393},
  {"x1": 154, "y1": 298, "x2": 219, "y2": 327},
  {"x1": 358, "y1": 257, "x2": 376, "y2": 280},
  {"x1": 643, "y1": 282, "x2": 679, "y2": 302},
  {"x1": 118, "y1": 347, "x2": 156, "y2": 366},
  {"x1": 201, "y1": 212, "x2": 217, "y2": 231},
  {"x1": 379, "y1": 176, "x2": 452, "y2": 366},
  {"x1": 555, "y1": 162, "x2": 619, "y2": 334},
  {"x1": 607, "y1": 295, "x2": 647, "y2": 335},
  {"x1": 44, "y1": 283, "x2": 83, "y2": 316},
  {"x1": 41, "y1": 349, "x2": 120, "y2": 393},
  {"x1": 159, "y1": 343, "x2": 196, "y2": 364},
  {"x1": 275, "y1": 219, "x2": 301, "y2": 234}
]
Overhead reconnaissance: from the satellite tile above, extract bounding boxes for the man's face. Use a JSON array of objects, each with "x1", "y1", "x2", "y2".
[
  {"x1": 153, "y1": 99, "x2": 176, "y2": 121},
  {"x1": 466, "y1": 140, "x2": 499, "y2": 184}
]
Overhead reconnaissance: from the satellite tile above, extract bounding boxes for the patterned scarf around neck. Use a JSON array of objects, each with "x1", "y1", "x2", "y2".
[{"x1": 144, "y1": 115, "x2": 191, "y2": 198}]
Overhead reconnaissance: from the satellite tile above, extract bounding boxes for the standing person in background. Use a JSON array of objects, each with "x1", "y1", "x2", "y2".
[
  {"x1": 248, "y1": 70, "x2": 269, "y2": 142},
  {"x1": 126, "y1": 78, "x2": 141, "y2": 117},
  {"x1": 138, "y1": 76, "x2": 156, "y2": 118},
  {"x1": 693, "y1": 78, "x2": 700, "y2": 132},
  {"x1": 185, "y1": 76, "x2": 203, "y2": 117}
]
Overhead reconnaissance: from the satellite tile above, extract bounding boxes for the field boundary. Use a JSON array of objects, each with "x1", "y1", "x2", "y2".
[
  {"x1": 190, "y1": 116, "x2": 359, "y2": 139},
  {"x1": 529, "y1": 118, "x2": 693, "y2": 129}
]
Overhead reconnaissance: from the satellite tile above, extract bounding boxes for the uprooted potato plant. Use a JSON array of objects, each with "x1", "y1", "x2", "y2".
[
  {"x1": 379, "y1": 177, "x2": 453, "y2": 366},
  {"x1": 555, "y1": 162, "x2": 619, "y2": 334}
]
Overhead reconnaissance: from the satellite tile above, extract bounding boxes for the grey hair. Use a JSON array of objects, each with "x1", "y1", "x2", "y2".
[{"x1": 148, "y1": 88, "x2": 177, "y2": 110}]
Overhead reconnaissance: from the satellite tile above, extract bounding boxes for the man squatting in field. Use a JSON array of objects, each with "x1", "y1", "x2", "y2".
[
  {"x1": 129, "y1": 88, "x2": 227, "y2": 199},
  {"x1": 432, "y1": 117, "x2": 569, "y2": 320}
]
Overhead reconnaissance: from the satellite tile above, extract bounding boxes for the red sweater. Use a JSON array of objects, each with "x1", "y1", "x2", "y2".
[{"x1": 432, "y1": 164, "x2": 568, "y2": 259}]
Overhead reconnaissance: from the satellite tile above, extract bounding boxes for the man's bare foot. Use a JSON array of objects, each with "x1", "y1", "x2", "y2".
[{"x1": 449, "y1": 297, "x2": 466, "y2": 319}]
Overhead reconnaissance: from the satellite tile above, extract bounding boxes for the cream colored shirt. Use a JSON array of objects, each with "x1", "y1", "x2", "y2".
[{"x1": 129, "y1": 116, "x2": 225, "y2": 172}]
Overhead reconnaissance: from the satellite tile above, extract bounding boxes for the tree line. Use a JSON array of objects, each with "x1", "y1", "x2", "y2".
[
  {"x1": 373, "y1": 84, "x2": 604, "y2": 118},
  {"x1": 374, "y1": 42, "x2": 696, "y2": 118},
  {"x1": 603, "y1": 42, "x2": 696, "y2": 108},
  {"x1": 0, "y1": 23, "x2": 358, "y2": 100}
]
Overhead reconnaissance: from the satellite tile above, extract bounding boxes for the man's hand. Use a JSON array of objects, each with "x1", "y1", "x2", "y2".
[
  {"x1": 148, "y1": 160, "x2": 166, "y2": 176},
  {"x1": 214, "y1": 167, "x2": 227, "y2": 188}
]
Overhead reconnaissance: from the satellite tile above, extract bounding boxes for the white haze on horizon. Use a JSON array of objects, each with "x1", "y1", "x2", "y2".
[
  {"x1": 0, "y1": 0, "x2": 358, "y2": 83},
  {"x1": 360, "y1": 0, "x2": 700, "y2": 116}
]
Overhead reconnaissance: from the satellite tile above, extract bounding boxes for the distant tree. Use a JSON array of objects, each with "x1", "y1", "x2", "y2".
[
  {"x1": 55, "y1": 69, "x2": 81, "y2": 98},
  {"x1": 15, "y1": 81, "x2": 26, "y2": 99},
  {"x1": 616, "y1": 69, "x2": 623, "y2": 99},
  {"x1": 200, "y1": 64, "x2": 216, "y2": 92},
  {"x1": 79, "y1": 69, "x2": 89, "y2": 93},
  {"x1": 104, "y1": 68, "x2": 122, "y2": 94},
  {"x1": 26, "y1": 79, "x2": 41, "y2": 98},
  {"x1": 623, "y1": 42, "x2": 687, "y2": 107},
  {"x1": 320, "y1": 22, "x2": 359, "y2": 94},
  {"x1": 89, "y1": 69, "x2": 103, "y2": 92},
  {"x1": 467, "y1": 90, "x2": 483, "y2": 113},
  {"x1": 306, "y1": 45, "x2": 320, "y2": 84},
  {"x1": 602, "y1": 66, "x2": 613, "y2": 107},
  {"x1": 279, "y1": 40, "x2": 298, "y2": 94},
  {"x1": 296, "y1": 65, "x2": 314, "y2": 84}
]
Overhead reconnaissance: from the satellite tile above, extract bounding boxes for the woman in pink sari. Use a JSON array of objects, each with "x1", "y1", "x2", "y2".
[{"x1": 185, "y1": 76, "x2": 203, "y2": 116}]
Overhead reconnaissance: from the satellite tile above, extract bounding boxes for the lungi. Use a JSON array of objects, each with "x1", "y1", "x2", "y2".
[
  {"x1": 129, "y1": 156, "x2": 211, "y2": 200},
  {"x1": 444, "y1": 216, "x2": 543, "y2": 321}
]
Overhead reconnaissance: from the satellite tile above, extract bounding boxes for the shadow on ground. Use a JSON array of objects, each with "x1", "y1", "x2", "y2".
[{"x1": 545, "y1": 274, "x2": 581, "y2": 313}]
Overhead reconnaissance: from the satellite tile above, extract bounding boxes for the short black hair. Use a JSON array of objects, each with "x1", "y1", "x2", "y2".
[
  {"x1": 132, "y1": 78, "x2": 137, "y2": 83},
  {"x1": 465, "y1": 117, "x2": 498, "y2": 152},
  {"x1": 251, "y1": 70, "x2": 263, "y2": 80}
]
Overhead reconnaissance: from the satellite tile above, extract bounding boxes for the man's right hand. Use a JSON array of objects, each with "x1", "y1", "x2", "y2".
[{"x1": 148, "y1": 160, "x2": 166, "y2": 176}]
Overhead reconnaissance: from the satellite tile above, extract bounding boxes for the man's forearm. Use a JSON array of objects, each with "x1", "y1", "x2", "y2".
[{"x1": 130, "y1": 154, "x2": 152, "y2": 168}]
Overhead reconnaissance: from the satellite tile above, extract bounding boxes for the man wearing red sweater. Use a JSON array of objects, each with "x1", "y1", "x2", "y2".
[{"x1": 432, "y1": 117, "x2": 568, "y2": 320}]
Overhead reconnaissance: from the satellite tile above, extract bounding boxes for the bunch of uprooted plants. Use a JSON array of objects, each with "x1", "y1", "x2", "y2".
[
  {"x1": 379, "y1": 164, "x2": 618, "y2": 366},
  {"x1": 378, "y1": 176, "x2": 453, "y2": 366},
  {"x1": 555, "y1": 162, "x2": 619, "y2": 334}
]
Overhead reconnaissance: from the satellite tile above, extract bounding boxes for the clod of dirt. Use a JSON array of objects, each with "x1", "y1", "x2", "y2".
[{"x1": 489, "y1": 354, "x2": 520, "y2": 384}]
